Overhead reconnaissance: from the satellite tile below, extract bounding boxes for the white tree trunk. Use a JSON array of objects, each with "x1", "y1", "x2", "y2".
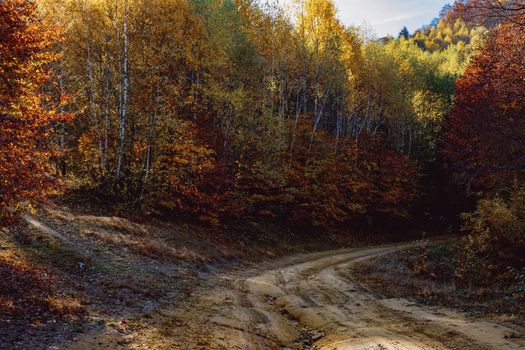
[{"x1": 116, "y1": 0, "x2": 129, "y2": 182}]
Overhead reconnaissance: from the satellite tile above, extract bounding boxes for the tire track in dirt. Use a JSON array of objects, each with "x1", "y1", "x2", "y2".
[{"x1": 68, "y1": 243, "x2": 525, "y2": 349}]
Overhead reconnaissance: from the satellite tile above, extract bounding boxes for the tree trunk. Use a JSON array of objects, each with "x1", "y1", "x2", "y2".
[
  {"x1": 116, "y1": 0, "x2": 129, "y2": 183},
  {"x1": 87, "y1": 45, "x2": 104, "y2": 171},
  {"x1": 142, "y1": 67, "x2": 163, "y2": 195}
]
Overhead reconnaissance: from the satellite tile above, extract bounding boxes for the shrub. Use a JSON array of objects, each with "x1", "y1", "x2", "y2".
[
  {"x1": 462, "y1": 188, "x2": 525, "y2": 271},
  {"x1": 400, "y1": 240, "x2": 457, "y2": 281}
]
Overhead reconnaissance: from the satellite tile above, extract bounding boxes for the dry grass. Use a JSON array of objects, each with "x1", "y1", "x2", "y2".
[
  {"x1": 47, "y1": 296, "x2": 84, "y2": 316},
  {"x1": 352, "y1": 251, "x2": 525, "y2": 324},
  {"x1": 80, "y1": 228, "x2": 203, "y2": 262}
]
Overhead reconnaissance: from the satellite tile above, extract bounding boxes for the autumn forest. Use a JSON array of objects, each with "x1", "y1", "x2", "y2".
[{"x1": 1, "y1": 0, "x2": 524, "y2": 348}]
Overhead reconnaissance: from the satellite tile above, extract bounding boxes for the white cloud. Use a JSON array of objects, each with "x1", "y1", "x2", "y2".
[{"x1": 372, "y1": 11, "x2": 427, "y2": 26}]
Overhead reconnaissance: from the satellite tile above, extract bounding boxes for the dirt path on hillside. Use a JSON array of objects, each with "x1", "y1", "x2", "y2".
[{"x1": 67, "y1": 243, "x2": 525, "y2": 350}]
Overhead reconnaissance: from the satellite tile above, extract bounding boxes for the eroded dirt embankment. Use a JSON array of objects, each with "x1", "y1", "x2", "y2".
[{"x1": 68, "y1": 243, "x2": 525, "y2": 350}]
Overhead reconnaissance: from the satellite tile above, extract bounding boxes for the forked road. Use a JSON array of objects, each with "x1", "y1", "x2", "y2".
[{"x1": 72, "y1": 243, "x2": 525, "y2": 350}]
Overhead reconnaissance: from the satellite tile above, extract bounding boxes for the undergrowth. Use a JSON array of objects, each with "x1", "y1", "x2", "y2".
[{"x1": 353, "y1": 239, "x2": 525, "y2": 322}]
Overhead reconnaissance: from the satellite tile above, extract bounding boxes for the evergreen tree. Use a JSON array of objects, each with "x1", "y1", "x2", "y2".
[{"x1": 398, "y1": 26, "x2": 409, "y2": 39}]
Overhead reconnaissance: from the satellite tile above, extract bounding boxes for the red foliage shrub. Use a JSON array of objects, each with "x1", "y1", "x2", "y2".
[{"x1": 230, "y1": 119, "x2": 418, "y2": 231}]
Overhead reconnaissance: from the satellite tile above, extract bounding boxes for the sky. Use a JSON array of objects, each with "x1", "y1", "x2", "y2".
[{"x1": 283, "y1": 0, "x2": 451, "y2": 37}]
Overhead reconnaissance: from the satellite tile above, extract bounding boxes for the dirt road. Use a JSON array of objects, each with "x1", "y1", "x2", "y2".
[{"x1": 69, "y1": 243, "x2": 525, "y2": 350}]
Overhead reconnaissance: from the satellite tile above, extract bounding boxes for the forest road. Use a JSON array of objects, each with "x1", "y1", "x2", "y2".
[{"x1": 70, "y1": 242, "x2": 525, "y2": 350}]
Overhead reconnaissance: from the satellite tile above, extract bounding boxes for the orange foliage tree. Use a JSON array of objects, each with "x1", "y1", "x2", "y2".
[
  {"x1": 146, "y1": 119, "x2": 220, "y2": 224},
  {"x1": 0, "y1": 0, "x2": 67, "y2": 224},
  {"x1": 443, "y1": 23, "x2": 525, "y2": 194}
]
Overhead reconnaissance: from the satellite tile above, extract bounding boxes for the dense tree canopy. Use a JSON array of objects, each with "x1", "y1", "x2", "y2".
[
  {"x1": 409, "y1": 18, "x2": 486, "y2": 52},
  {"x1": 0, "y1": 0, "x2": 494, "y2": 233}
]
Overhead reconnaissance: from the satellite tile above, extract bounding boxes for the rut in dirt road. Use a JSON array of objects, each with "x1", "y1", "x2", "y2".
[{"x1": 69, "y1": 244, "x2": 525, "y2": 350}]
